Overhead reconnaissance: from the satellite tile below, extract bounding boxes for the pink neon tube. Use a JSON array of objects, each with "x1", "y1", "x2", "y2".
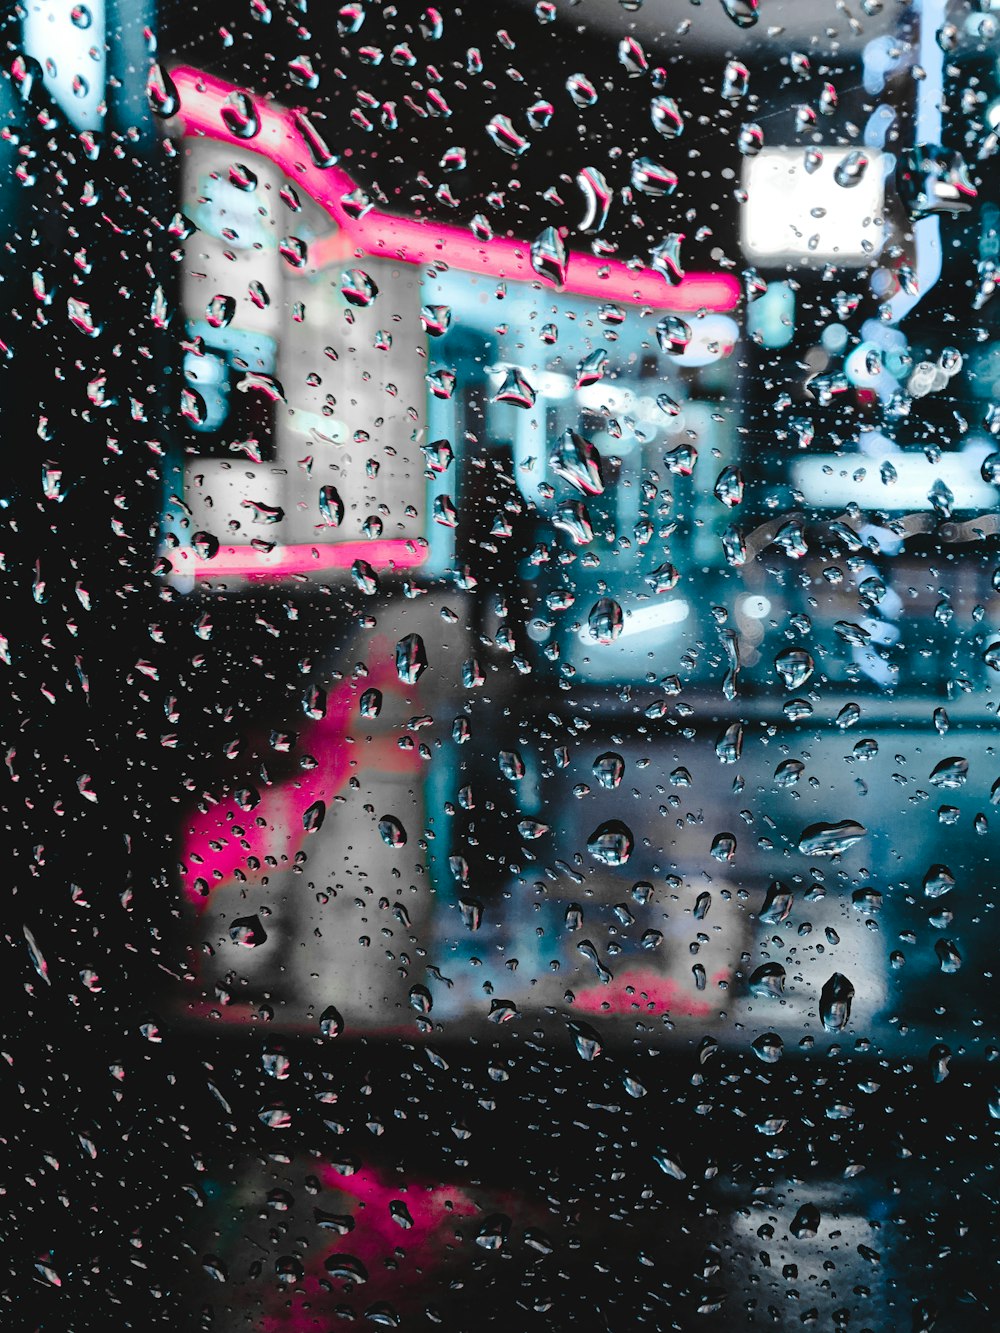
[
  {"x1": 167, "y1": 65, "x2": 741, "y2": 313},
  {"x1": 171, "y1": 540, "x2": 427, "y2": 581}
]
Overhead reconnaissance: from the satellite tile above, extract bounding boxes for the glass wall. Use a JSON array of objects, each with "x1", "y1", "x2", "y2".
[{"x1": 6, "y1": 1, "x2": 1000, "y2": 1329}]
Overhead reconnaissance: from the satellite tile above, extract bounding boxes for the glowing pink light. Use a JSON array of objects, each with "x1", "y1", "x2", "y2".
[
  {"x1": 170, "y1": 539, "x2": 427, "y2": 581},
  {"x1": 256, "y1": 1167, "x2": 505, "y2": 1332},
  {"x1": 571, "y1": 967, "x2": 721, "y2": 1018},
  {"x1": 168, "y1": 65, "x2": 741, "y2": 313},
  {"x1": 180, "y1": 654, "x2": 419, "y2": 906}
]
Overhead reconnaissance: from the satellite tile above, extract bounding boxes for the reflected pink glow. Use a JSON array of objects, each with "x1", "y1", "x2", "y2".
[
  {"x1": 169, "y1": 65, "x2": 741, "y2": 313},
  {"x1": 171, "y1": 539, "x2": 427, "y2": 581},
  {"x1": 180, "y1": 655, "x2": 419, "y2": 905},
  {"x1": 571, "y1": 967, "x2": 722, "y2": 1019},
  {"x1": 258, "y1": 1165, "x2": 512, "y2": 1332}
]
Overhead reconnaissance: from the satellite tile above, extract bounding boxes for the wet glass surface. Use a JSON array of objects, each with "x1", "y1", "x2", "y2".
[{"x1": 5, "y1": 1, "x2": 1000, "y2": 1328}]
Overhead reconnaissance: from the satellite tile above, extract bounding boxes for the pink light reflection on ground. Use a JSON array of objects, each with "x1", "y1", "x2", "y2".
[
  {"x1": 171, "y1": 539, "x2": 427, "y2": 582},
  {"x1": 179, "y1": 653, "x2": 419, "y2": 906},
  {"x1": 256, "y1": 1165, "x2": 507, "y2": 1332},
  {"x1": 169, "y1": 65, "x2": 741, "y2": 313}
]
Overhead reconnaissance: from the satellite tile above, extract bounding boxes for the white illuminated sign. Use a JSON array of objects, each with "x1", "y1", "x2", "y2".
[
  {"x1": 22, "y1": 0, "x2": 106, "y2": 132},
  {"x1": 742, "y1": 147, "x2": 886, "y2": 266}
]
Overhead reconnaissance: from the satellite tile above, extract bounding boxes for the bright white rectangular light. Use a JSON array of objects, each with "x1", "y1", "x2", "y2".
[
  {"x1": 793, "y1": 449, "x2": 997, "y2": 511},
  {"x1": 577, "y1": 599, "x2": 689, "y2": 643},
  {"x1": 22, "y1": 0, "x2": 106, "y2": 132},
  {"x1": 742, "y1": 148, "x2": 885, "y2": 266}
]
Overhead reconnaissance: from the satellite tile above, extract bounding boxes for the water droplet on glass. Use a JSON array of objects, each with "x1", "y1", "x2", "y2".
[
  {"x1": 527, "y1": 99, "x2": 554, "y2": 131},
  {"x1": 530, "y1": 226, "x2": 568, "y2": 287},
  {"x1": 220, "y1": 90, "x2": 260, "y2": 139},
  {"x1": 774, "y1": 647, "x2": 814, "y2": 690},
  {"x1": 288, "y1": 53, "x2": 319, "y2": 89},
  {"x1": 395, "y1": 633, "x2": 427, "y2": 684},
  {"x1": 587, "y1": 820, "x2": 634, "y2": 866},
  {"x1": 357, "y1": 688, "x2": 382, "y2": 720},
  {"x1": 378, "y1": 815, "x2": 407, "y2": 848},
  {"x1": 302, "y1": 800, "x2": 325, "y2": 833},
  {"x1": 716, "y1": 721, "x2": 744, "y2": 764},
  {"x1": 324, "y1": 1254, "x2": 367, "y2": 1284},
  {"x1": 618, "y1": 37, "x2": 648, "y2": 77},
  {"x1": 593, "y1": 752, "x2": 625, "y2": 790},
  {"x1": 318, "y1": 485, "x2": 344, "y2": 529},
  {"x1": 631, "y1": 158, "x2": 678, "y2": 197},
  {"x1": 720, "y1": 0, "x2": 759, "y2": 28},
  {"x1": 819, "y1": 973, "x2": 855, "y2": 1030},
  {"x1": 420, "y1": 304, "x2": 452, "y2": 336},
  {"x1": 68, "y1": 298, "x2": 101, "y2": 338},
  {"x1": 498, "y1": 749, "x2": 526, "y2": 782},
  {"x1": 722, "y1": 59, "x2": 750, "y2": 100},
  {"x1": 146, "y1": 62, "x2": 179, "y2": 117},
  {"x1": 651, "y1": 233, "x2": 686, "y2": 284},
  {"x1": 836, "y1": 702, "x2": 862, "y2": 730},
  {"x1": 657, "y1": 315, "x2": 692, "y2": 354},
  {"x1": 493, "y1": 366, "x2": 536, "y2": 408},
  {"x1": 935, "y1": 939, "x2": 963, "y2": 973},
  {"x1": 340, "y1": 269, "x2": 379, "y2": 307},
  {"x1": 738, "y1": 123, "x2": 764, "y2": 156},
  {"x1": 292, "y1": 109, "x2": 338, "y2": 167},
  {"x1": 760, "y1": 880, "x2": 794, "y2": 924},
  {"x1": 711, "y1": 831, "x2": 737, "y2": 863},
  {"x1": 427, "y1": 367, "x2": 457, "y2": 399},
  {"x1": 752, "y1": 1032, "x2": 784, "y2": 1064},
  {"x1": 576, "y1": 349, "x2": 607, "y2": 388},
  {"x1": 459, "y1": 898, "x2": 483, "y2": 930},
  {"x1": 566, "y1": 73, "x2": 598, "y2": 108},
  {"x1": 553, "y1": 499, "x2": 594, "y2": 545},
  {"x1": 205, "y1": 293, "x2": 235, "y2": 330},
  {"x1": 577, "y1": 167, "x2": 612, "y2": 233},
  {"x1": 319, "y1": 1005, "x2": 344, "y2": 1038},
  {"x1": 713, "y1": 466, "x2": 744, "y2": 508},
  {"x1": 551, "y1": 429, "x2": 605, "y2": 495},
  {"x1": 929, "y1": 755, "x2": 968, "y2": 787},
  {"x1": 798, "y1": 821, "x2": 866, "y2": 856},
  {"x1": 790, "y1": 1203, "x2": 821, "y2": 1240},
  {"x1": 651, "y1": 96, "x2": 683, "y2": 138},
  {"x1": 568, "y1": 1019, "x2": 602, "y2": 1061},
  {"x1": 749, "y1": 963, "x2": 786, "y2": 998},
  {"x1": 588, "y1": 597, "x2": 624, "y2": 644},
  {"x1": 834, "y1": 150, "x2": 869, "y2": 188},
  {"x1": 486, "y1": 114, "x2": 529, "y2": 156},
  {"x1": 230, "y1": 915, "x2": 267, "y2": 948}
]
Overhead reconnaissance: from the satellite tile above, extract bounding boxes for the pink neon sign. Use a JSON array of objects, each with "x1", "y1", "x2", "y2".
[
  {"x1": 167, "y1": 65, "x2": 742, "y2": 314},
  {"x1": 170, "y1": 539, "x2": 427, "y2": 581}
]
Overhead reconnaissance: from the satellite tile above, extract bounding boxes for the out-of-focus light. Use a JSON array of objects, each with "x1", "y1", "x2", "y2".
[
  {"x1": 741, "y1": 147, "x2": 886, "y2": 266},
  {"x1": 22, "y1": 0, "x2": 106, "y2": 131},
  {"x1": 793, "y1": 447, "x2": 997, "y2": 511},
  {"x1": 746, "y1": 282, "x2": 794, "y2": 350},
  {"x1": 740, "y1": 594, "x2": 771, "y2": 619},
  {"x1": 821, "y1": 323, "x2": 849, "y2": 355}
]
